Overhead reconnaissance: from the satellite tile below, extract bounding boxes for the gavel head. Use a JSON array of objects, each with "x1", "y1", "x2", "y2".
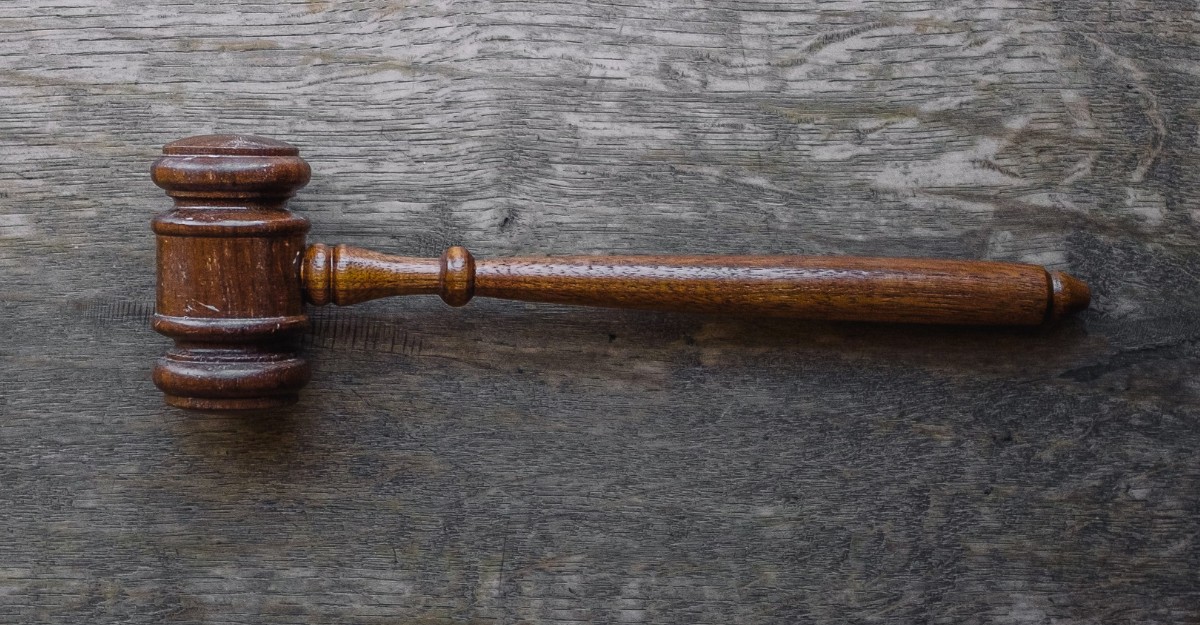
[{"x1": 151, "y1": 135, "x2": 312, "y2": 409}]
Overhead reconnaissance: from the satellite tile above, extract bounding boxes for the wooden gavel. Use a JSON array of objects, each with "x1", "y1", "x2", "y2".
[{"x1": 151, "y1": 135, "x2": 1090, "y2": 410}]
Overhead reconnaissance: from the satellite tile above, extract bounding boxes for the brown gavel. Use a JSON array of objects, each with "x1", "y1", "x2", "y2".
[{"x1": 151, "y1": 135, "x2": 1090, "y2": 410}]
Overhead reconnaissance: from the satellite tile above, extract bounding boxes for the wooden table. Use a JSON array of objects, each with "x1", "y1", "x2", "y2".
[{"x1": 2, "y1": 1, "x2": 1197, "y2": 622}]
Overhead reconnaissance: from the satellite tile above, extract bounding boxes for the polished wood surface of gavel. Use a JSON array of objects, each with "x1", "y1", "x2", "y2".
[{"x1": 151, "y1": 135, "x2": 1090, "y2": 410}]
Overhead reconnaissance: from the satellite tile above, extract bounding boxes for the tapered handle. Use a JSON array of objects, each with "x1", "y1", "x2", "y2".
[{"x1": 302, "y1": 244, "x2": 1090, "y2": 325}]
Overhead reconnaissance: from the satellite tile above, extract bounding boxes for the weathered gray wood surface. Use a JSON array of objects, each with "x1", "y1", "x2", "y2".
[{"x1": 2, "y1": 1, "x2": 1198, "y2": 622}]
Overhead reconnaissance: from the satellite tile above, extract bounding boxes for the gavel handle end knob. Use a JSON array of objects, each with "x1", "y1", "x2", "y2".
[{"x1": 1046, "y1": 270, "x2": 1091, "y2": 324}]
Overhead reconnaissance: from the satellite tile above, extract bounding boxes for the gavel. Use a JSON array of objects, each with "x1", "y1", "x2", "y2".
[{"x1": 151, "y1": 135, "x2": 1091, "y2": 410}]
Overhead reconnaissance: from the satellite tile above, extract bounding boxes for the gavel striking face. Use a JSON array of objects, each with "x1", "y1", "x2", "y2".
[{"x1": 151, "y1": 135, "x2": 1091, "y2": 410}]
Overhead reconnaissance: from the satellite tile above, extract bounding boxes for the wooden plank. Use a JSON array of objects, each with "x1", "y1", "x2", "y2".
[{"x1": 1, "y1": 0, "x2": 1197, "y2": 622}]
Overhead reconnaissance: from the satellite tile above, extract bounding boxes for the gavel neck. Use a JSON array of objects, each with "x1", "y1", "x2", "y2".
[{"x1": 302, "y1": 243, "x2": 476, "y2": 307}]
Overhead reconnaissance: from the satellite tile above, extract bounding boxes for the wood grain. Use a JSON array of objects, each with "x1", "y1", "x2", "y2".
[{"x1": 1, "y1": 0, "x2": 1198, "y2": 623}]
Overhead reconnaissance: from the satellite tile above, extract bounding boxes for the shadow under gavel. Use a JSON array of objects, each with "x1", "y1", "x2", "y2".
[{"x1": 150, "y1": 135, "x2": 1090, "y2": 410}]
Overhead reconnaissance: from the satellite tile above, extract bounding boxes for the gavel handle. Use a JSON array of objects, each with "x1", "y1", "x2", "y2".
[{"x1": 302, "y1": 244, "x2": 1090, "y2": 325}]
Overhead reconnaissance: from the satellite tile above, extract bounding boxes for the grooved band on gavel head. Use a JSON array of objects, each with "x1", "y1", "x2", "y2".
[{"x1": 151, "y1": 135, "x2": 313, "y2": 410}]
